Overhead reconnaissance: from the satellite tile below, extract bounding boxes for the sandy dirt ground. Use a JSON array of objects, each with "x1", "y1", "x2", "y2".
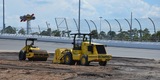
[{"x1": 0, "y1": 52, "x2": 160, "y2": 80}]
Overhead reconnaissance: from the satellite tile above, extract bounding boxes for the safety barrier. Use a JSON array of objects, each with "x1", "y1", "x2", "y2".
[{"x1": 0, "y1": 34, "x2": 160, "y2": 49}]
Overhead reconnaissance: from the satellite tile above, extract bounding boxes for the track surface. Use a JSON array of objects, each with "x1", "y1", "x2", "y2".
[
  {"x1": 0, "y1": 39, "x2": 160, "y2": 60},
  {"x1": 0, "y1": 52, "x2": 160, "y2": 80},
  {"x1": 0, "y1": 39, "x2": 160, "y2": 80}
]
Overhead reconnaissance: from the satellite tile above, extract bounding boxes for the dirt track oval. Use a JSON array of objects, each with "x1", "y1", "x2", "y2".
[
  {"x1": 0, "y1": 39, "x2": 160, "y2": 80},
  {"x1": 0, "y1": 52, "x2": 160, "y2": 80},
  {"x1": 0, "y1": 39, "x2": 160, "y2": 60}
]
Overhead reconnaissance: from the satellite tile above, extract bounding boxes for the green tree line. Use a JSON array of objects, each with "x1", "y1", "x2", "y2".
[{"x1": 1, "y1": 26, "x2": 160, "y2": 42}]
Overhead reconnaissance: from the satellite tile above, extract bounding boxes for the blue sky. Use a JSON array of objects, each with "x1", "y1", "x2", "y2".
[
  {"x1": 0, "y1": 0, "x2": 160, "y2": 33},
  {"x1": 144, "y1": 0, "x2": 160, "y2": 6}
]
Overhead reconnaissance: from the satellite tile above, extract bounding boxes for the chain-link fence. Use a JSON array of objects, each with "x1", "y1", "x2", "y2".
[{"x1": 1, "y1": 17, "x2": 160, "y2": 42}]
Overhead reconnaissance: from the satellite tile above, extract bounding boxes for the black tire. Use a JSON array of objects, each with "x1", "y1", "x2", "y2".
[
  {"x1": 76, "y1": 61, "x2": 81, "y2": 65},
  {"x1": 28, "y1": 58, "x2": 47, "y2": 61},
  {"x1": 28, "y1": 58, "x2": 33, "y2": 61},
  {"x1": 19, "y1": 50, "x2": 26, "y2": 60},
  {"x1": 44, "y1": 58, "x2": 48, "y2": 61},
  {"x1": 64, "y1": 52, "x2": 73, "y2": 65},
  {"x1": 41, "y1": 58, "x2": 47, "y2": 61},
  {"x1": 80, "y1": 55, "x2": 89, "y2": 66},
  {"x1": 99, "y1": 61, "x2": 107, "y2": 66}
]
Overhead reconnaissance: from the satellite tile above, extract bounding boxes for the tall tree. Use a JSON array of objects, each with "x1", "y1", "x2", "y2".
[
  {"x1": 132, "y1": 28, "x2": 139, "y2": 41},
  {"x1": 107, "y1": 31, "x2": 116, "y2": 40},
  {"x1": 62, "y1": 30, "x2": 66, "y2": 37},
  {"x1": 40, "y1": 30, "x2": 48, "y2": 36},
  {"x1": 99, "y1": 31, "x2": 107, "y2": 39},
  {"x1": 150, "y1": 33, "x2": 157, "y2": 42},
  {"x1": 61, "y1": 30, "x2": 71, "y2": 37},
  {"x1": 157, "y1": 31, "x2": 160, "y2": 42},
  {"x1": 142, "y1": 28, "x2": 151, "y2": 41},
  {"x1": 18, "y1": 28, "x2": 25, "y2": 35},
  {"x1": 2, "y1": 26, "x2": 16, "y2": 34},
  {"x1": 31, "y1": 32, "x2": 39, "y2": 35},
  {"x1": 52, "y1": 30, "x2": 61, "y2": 37},
  {"x1": 116, "y1": 31, "x2": 130, "y2": 41},
  {"x1": 40, "y1": 28, "x2": 52, "y2": 36},
  {"x1": 90, "y1": 30, "x2": 98, "y2": 39}
]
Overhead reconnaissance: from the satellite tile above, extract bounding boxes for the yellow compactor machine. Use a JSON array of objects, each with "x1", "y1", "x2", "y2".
[
  {"x1": 53, "y1": 33, "x2": 112, "y2": 66},
  {"x1": 19, "y1": 38, "x2": 49, "y2": 61}
]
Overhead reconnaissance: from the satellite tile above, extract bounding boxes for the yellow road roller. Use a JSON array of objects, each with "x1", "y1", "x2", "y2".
[
  {"x1": 53, "y1": 33, "x2": 112, "y2": 66},
  {"x1": 19, "y1": 38, "x2": 49, "y2": 61}
]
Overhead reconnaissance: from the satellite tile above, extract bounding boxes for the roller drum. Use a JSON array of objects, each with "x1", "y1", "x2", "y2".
[{"x1": 29, "y1": 50, "x2": 49, "y2": 61}]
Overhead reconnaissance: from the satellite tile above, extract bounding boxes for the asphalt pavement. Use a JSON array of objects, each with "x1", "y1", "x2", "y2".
[{"x1": 0, "y1": 39, "x2": 160, "y2": 60}]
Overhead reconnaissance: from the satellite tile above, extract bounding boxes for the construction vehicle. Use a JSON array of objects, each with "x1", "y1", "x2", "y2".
[
  {"x1": 19, "y1": 38, "x2": 49, "y2": 61},
  {"x1": 53, "y1": 33, "x2": 112, "y2": 66}
]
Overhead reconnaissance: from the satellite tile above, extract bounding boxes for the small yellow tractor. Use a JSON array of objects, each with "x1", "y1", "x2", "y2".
[
  {"x1": 19, "y1": 38, "x2": 49, "y2": 61},
  {"x1": 53, "y1": 33, "x2": 112, "y2": 66}
]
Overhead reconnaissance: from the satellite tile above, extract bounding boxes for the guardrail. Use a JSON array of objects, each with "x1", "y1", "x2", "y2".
[{"x1": 0, "y1": 34, "x2": 160, "y2": 50}]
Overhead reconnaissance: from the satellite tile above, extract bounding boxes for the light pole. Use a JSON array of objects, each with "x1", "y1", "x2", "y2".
[
  {"x1": 130, "y1": 12, "x2": 133, "y2": 41},
  {"x1": 99, "y1": 17, "x2": 102, "y2": 39},
  {"x1": 78, "y1": 0, "x2": 81, "y2": 34},
  {"x1": 2, "y1": 0, "x2": 5, "y2": 34}
]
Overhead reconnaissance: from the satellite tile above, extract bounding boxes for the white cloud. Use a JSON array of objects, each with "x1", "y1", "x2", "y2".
[
  {"x1": 4, "y1": 0, "x2": 160, "y2": 19},
  {"x1": 0, "y1": 0, "x2": 160, "y2": 32},
  {"x1": 86, "y1": 0, "x2": 160, "y2": 19},
  {"x1": 142, "y1": 6, "x2": 160, "y2": 18},
  {"x1": 80, "y1": 0, "x2": 98, "y2": 19}
]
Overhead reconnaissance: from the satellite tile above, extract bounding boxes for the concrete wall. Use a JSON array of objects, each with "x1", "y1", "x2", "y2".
[{"x1": 0, "y1": 34, "x2": 160, "y2": 49}]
